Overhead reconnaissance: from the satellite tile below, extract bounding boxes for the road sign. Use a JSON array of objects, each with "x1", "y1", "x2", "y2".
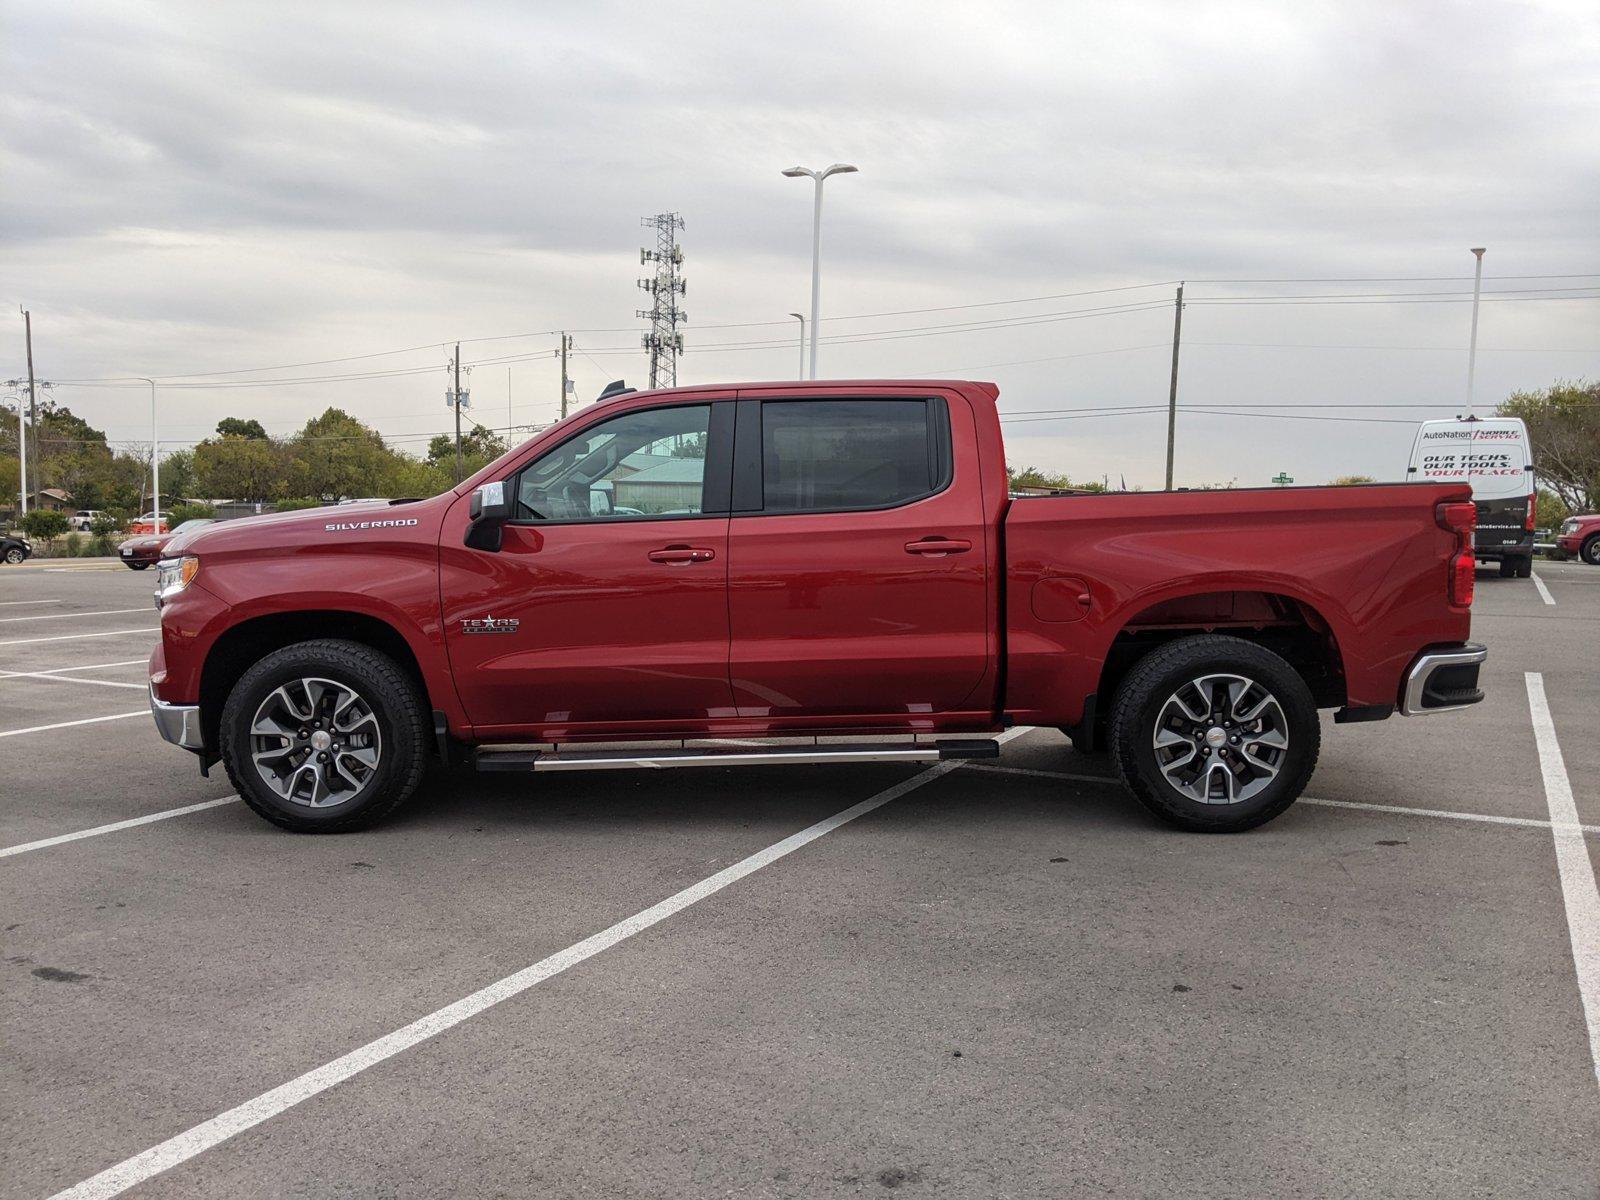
[{"x1": 1271, "y1": 472, "x2": 1294, "y2": 486}]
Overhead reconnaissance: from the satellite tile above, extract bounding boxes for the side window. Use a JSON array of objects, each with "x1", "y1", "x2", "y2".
[
  {"x1": 514, "y1": 404, "x2": 712, "y2": 521},
  {"x1": 761, "y1": 399, "x2": 943, "y2": 513}
]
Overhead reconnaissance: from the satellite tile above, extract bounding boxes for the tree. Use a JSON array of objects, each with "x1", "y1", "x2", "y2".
[
  {"x1": 1006, "y1": 465, "x2": 1108, "y2": 492},
  {"x1": 160, "y1": 448, "x2": 197, "y2": 501},
  {"x1": 216, "y1": 417, "x2": 268, "y2": 439},
  {"x1": 1499, "y1": 380, "x2": 1599, "y2": 514},
  {"x1": 288, "y1": 408, "x2": 394, "y2": 500},
  {"x1": 1328, "y1": 475, "x2": 1377, "y2": 486},
  {"x1": 194, "y1": 435, "x2": 289, "y2": 502},
  {"x1": 426, "y1": 427, "x2": 506, "y2": 478},
  {"x1": 1535, "y1": 488, "x2": 1569, "y2": 532}
]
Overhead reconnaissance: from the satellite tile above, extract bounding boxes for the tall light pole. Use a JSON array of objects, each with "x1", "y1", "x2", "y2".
[
  {"x1": 2, "y1": 391, "x2": 25, "y2": 514},
  {"x1": 141, "y1": 378, "x2": 160, "y2": 529},
  {"x1": 1466, "y1": 247, "x2": 1487, "y2": 408},
  {"x1": 788, "y1": 312, "x2": 806, "y2": 379},
  {"x1": 781, "y1": 163, "x2": 857, "y2": 379}
]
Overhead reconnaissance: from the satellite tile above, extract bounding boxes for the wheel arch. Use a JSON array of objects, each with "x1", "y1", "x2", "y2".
[
  {"x1": 1077, "y1": 587, "x2": 1348, "y2": 749},
  {"x1": 199, "y1": 610, "x2": 432, "y2": 755}
]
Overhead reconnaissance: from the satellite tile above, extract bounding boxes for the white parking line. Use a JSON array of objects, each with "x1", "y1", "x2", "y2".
[
  {"x1": 961, "y1": 761, "x2": 1600, "y2": 836},
  {"x1": 0, "y1": 671, "x2": 146, "y2": 690},
  {"x1": 0, "y1": 608, "x2": 148, "y2": 624},
  {"x1": 47, "y1": 762, "x2": 963, "y2": 1200},
  {"x1": 0, "y1": 797, "x2": 241, "y2": 859},
  {"x1": 1525, "y1": 673, "x2": 1600, "y2": 1091},
  {"x1": 0, "y1": 628, "x2": 157, "y2": 647},
  {"x1": 8, "y1": 659, "x2": 147, "y2": 675},
  {"x1": 0, "y1": 711, "x2": 148, "y2": 738},
  {"x1": 1531, "y1": 573, "x2": 1557, "y2": 605},
  {"x1": 0, "y1": 598, "x2": 62, "y2": 606}
]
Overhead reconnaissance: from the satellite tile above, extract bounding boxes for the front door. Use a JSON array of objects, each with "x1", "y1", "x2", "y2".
[
  {"x1": 725, "y1": 395, "x2": 990, "y2": 720},
  {"x1": 441, "y1": 400, "x2": 736, "y2": 735}
]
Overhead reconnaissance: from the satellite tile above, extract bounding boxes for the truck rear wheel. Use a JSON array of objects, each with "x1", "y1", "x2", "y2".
[
  {"x1": 219, "y1": 639, "x2": 428, "y2": 833},
  {"x1": 1109, "y1": 635, "x2": 1320, "y2": 833}
]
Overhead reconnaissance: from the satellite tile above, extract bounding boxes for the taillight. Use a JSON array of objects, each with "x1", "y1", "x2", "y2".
[
  {"x1": 1437, "y1": 501, "x2": 1477, "y2": 609},
  {"x1": 1525, "y1": 494, "x2": 1537, "y2": 532},
  {"x1": 1450, "y1": 551, "x2": 1475, "y2": 608}
]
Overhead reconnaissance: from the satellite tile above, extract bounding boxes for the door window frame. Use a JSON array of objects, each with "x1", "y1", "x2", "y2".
[
  {"x1": 502, "y1": 400, "x2": 734, "y2": 526},
  {"x1": 730, "y1": 395, "x2": 953, "y2": 516}
]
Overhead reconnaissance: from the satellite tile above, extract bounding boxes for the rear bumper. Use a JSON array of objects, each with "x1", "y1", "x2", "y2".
[
  {"x1": 1400, "y1": 642, "x2": 1487, "y2": 716},
  {"x1": 150, "y1": 685, "x2": 204, "y2": 750},
  {"x1": 1474, "y1": 534, "x2": 1533, "y2": 561}
]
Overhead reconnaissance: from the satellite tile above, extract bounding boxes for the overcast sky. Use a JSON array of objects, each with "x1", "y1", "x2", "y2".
[{"x1": 3, "y1": 0, "x2": 1597, "y2": 488}]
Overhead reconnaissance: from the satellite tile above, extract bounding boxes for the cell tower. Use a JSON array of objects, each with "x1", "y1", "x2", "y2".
[{"x1": 637, "y1": 212, "x2": 686, "y2": 388}]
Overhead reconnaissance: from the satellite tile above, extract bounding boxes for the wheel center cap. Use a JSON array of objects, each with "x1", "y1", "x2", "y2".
[
  {"x1": 310, "y1": 730, "x2": 332, "y2": 752},
  {"x1": 1204, "y1": 726, "x2": 1228, "y2": 748}
]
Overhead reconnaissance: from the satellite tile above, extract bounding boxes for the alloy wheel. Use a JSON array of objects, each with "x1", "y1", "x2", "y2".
[
  {"x1": 249, "y1": 677, "x2": 382, "y2": 808},
  {"x1": 1151, "y1": 673, "x2": 1289, "y2": 805}
]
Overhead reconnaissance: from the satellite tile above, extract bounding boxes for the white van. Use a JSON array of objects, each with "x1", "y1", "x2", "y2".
[{"x1": 1407, "y1": 416, "x2": 1535, "y2": 577}]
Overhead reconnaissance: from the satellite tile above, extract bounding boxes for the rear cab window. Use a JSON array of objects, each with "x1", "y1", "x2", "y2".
[{"x1": 739, "y1": 397, "x2": 952, "y2": 514}]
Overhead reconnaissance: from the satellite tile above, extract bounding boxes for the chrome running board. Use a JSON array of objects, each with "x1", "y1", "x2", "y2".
[{"x1": 472, "y1": 739, "x2": 998, "y2": 773}]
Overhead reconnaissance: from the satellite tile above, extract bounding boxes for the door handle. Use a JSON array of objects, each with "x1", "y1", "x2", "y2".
[
  {"x1": 904, "y1": 538, "x2": 972, "y2": 557},
  {"x1": 648, "y1": 545, "x2": 716, "y2": 564}
]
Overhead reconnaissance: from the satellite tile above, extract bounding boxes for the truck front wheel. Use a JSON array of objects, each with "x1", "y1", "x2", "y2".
[
  {"x1": 219, "y1": 639, "x2": 428, "y2": 833},
  {"x1": 1109, "y1": 635, "x2": 1320, "y2": 833}
]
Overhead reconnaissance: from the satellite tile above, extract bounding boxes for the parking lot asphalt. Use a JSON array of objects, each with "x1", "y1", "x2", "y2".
[{"x1": 2, "y1": 558, "x2": 1597, "y2": 1198}]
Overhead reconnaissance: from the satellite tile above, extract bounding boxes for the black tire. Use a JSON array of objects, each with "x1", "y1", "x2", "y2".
[
  {"x1": 1497, "y1": 558, "x2": 1517, "y2": 578},
  {"x1": 220, "y1": 639, "x2": 428, "y2": 833},
  {"x1": 127, "y1": 560, "x2": 149, "y2": 570},
  {"x1": 3, "y1": 548, "x2": 23, "y2": 565},
  {"x1": 1514, "y1": 556, "x2": 1534, "y2": 579},
  {"x1": 1583, "y1": 536, "x2": 1600, "y2": 567},
  {"x1": 1109, "y1": 635, "x2": 1320, "y2": 833}
]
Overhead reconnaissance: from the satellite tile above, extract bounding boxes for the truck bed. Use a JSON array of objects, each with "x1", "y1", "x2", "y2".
[{"x1": 1001, "y1": 482, "x2": 1474, "y2": 728}]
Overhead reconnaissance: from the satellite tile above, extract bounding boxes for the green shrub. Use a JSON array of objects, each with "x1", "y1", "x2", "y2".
[
  {"x1": 63, "y1": 532, "x2": 83, "y2": 556},
  {"x1": 274, "y1": 497, "x2": 325, "y2": 511},
  {"x1": 19, "y1": 509, "x2": 71, "y2": 545},
  {"x1": 169, "y1": 502, "x2": 216, "y2": 525},
  {"x1": 87, "y1": 533, "x2": 114, "y2": 556}
]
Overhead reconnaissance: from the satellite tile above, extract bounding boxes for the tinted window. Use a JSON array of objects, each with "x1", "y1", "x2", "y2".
[
  {"x1": 761, "y1": 400, "x2": 938, "y2": 512},
  {"x1": 515, "y1": 404, "x2": 711, "y2": 521}
]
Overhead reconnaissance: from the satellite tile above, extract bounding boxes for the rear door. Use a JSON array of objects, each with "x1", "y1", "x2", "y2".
[
  {"x1": 724, "y1": 392, "x2": 990, "y2": 719},
  {"x1": 1408, "y1": 418, "x2": 1531, "y2": 552}
]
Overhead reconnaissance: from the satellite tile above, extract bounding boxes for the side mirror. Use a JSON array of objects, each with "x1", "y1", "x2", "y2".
[{"x1": 465, "y1": 481, "x2": 511, "y2": 551}]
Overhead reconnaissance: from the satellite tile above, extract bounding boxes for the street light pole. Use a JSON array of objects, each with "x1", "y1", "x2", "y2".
[
  {"x1": 141, "y1": 378, "x2": 160, "y2": 530},
  {"x1": 788, "y1": 312, "x2": 806, "y2": 379},
  {"x1": 1466, "y1": 247, "x2": 1487, "y2": 408},
  {"x1": 782, "y1": 163, "x2": 857, "y2": 379}
]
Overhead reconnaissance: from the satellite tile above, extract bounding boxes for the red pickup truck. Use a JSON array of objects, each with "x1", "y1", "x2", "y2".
[{"x1": 148, "y1": 380, "x2": 1485, "y2": 835}]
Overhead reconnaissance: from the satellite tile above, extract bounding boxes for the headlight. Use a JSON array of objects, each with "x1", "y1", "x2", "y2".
[
  {"x1": 155, "y1": 555, "x2": 200, "y2": 603},
  {"x1": 1562, "y1": 519, "x2": 1578, "y2": 534}
]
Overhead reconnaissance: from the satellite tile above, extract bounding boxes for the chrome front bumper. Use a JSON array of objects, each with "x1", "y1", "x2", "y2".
[
  {"x1": 150, "y1": 685, "x2": 204, "y2": 750},
  {"x1": 1400, "y1": 643, "x2": 1488, "y2": 716}
]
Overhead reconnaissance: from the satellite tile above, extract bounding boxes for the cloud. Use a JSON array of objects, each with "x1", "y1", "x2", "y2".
[{"x1": 2, "y1": 0, "x2": 1596, "y2": 485}]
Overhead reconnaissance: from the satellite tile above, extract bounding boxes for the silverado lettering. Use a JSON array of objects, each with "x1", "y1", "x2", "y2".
[{"x1": 323, "y1": 518, "x2": 420, "y2": 531}]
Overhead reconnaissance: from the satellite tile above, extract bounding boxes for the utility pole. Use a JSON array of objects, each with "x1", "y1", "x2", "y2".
[
  {"x1": 1466, "y1": 247, "x2": 1486, "y2": 408},
  {"x1": 507, "y1": 367, "x2": 513, "y2": 443},
  {"x1": 559, "y1": 333, "x2": 572, "y2": 418},
  {"x1": 22, "y1": 309, "x2": 38, "y2": 504},
  {"x1": 637, "y1": 213, "x2": 686, "y2": 388},
  {"x1": 452, "y1": 343, "x2": 463, "y2": 484},
  {"x1": 1164, "y1": 283, "x2": 1184, "y2": 491}
]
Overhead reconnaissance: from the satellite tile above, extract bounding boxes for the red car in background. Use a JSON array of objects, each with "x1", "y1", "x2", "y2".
[
  {"x1": 118, "y1": 519, "x2": 215, "y2": 569},
  {"x1": 1556, "y1": 514, "x2": 1600, "y2": 565}
]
